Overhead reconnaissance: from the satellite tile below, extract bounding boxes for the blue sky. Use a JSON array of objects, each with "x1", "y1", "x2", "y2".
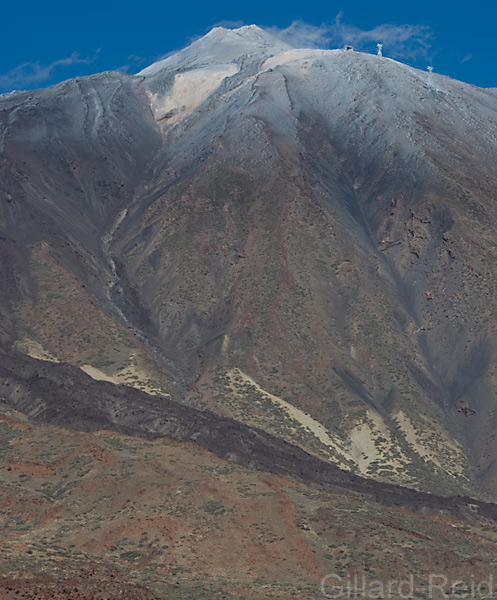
[{"x1": 0, "y1": 0, "x2": 495, "y2": 93}]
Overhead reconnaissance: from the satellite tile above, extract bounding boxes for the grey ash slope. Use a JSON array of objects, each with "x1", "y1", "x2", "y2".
[{"x1": 2, "y1": 25, "x2": 497, "y2": 499}]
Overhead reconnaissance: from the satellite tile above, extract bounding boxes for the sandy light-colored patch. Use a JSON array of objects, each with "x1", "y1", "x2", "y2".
[
  {"x1": 228, "y1": 368, "x2": 352, "y2": 467},
  {"x1": 81, "y1": 353, "x2": 170, "y2": 398},
  {"x1": 347, "y1": 408, "x2": 417, "y2": 479},
  {"x1": 14, "y1": 338, "x2": 60, "y2": 363},
  {"x1": 348, "y1": 411, "x2": 388, "y2": 473},
  {"x1": 80, "y1": 364, "x2": 118, "y2": 383},
  {"x1": 394, "y1": 410, "x2": 466, "y2": 477}
]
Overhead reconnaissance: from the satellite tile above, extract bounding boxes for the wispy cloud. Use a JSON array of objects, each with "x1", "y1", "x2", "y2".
[
  {"x1": 266, "y1": 14, "x2": 434, "y2": 62},
  {"x1": 211, "y1": 20, "x2": 246, "y2": 30},
  {"x1": 116, "y1": 54, "x2": 148, "y2": 74},
  {"x1": 0, "y1": 51, "x2": 97, "y2": 91}
]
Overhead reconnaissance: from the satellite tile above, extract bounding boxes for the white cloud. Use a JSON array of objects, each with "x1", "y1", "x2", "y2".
[
  {"x1": 265, "y1": 21, "x2": 332, "y2": 49},
  {"x1": 0, "y1": 52, "x2": 95, "y2": 91},
  {"x1": 265, "y1": 15, "x2": 434, "y2": 62},
  {"x1": 211, "y1": 20, "x2": 246, "y2": 30},
  {"x1": 116, "y1": 54, "x2": 147, "y2": 74}
]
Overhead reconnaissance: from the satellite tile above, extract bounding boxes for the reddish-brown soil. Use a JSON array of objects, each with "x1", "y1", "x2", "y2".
[{"x1": 1, "y1": 407, "x2": 497, "y2": 599}]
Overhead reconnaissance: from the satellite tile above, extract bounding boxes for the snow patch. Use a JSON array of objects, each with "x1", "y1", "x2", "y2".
[
  {"x1": 138, "y1": 26, "x2": 292, "y2": 77},
  {"x1": 262, "y1": 48, "x2": 340, "y2": 71},
  {"x1": 147, "y1": 64, "x2": 239, "y2": 126}
]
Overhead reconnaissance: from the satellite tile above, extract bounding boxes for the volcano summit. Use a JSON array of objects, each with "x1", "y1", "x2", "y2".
[{"x1": 2, "y1": 26, "x2": 497, "y2": 500}]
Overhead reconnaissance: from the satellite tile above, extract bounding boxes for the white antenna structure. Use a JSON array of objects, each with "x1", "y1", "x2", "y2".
[{"x1": 377, "y1": 43, "x2": 383, "y2": 57}]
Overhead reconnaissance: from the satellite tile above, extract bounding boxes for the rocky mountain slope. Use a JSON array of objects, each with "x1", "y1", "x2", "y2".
[
  {"x1": 1, "y1": 25, "x2": 497, "y2": 500},
  {"x1": 2, "y1": 405, "x2": 497, "y2": 599}
]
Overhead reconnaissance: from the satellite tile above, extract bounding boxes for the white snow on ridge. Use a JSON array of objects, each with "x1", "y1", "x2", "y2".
[
  {"x1": 138, "y1": 25, "x2": 292, "y2": 77},
  {"x1": 262, "y1": 48, "x2": 341, "y2": 71},
  {"x1": 134, "y1": 23, "x2": 497, "y2": 150},
  {"x1": 147, "y1": 63, "x2": 239, "y2": 125}
]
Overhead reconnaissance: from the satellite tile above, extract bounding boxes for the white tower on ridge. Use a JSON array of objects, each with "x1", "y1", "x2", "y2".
[{"x1": 377, "y1": 43, "x2": 383, "y2": 57}]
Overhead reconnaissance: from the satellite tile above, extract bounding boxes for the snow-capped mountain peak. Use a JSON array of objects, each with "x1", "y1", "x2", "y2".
[
  {"x1": 3, "y1": 22, "x2": 497, "y2": 509},
  {"x1": 138, "y1": 25, "x2": 292, "y2": 77}
]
